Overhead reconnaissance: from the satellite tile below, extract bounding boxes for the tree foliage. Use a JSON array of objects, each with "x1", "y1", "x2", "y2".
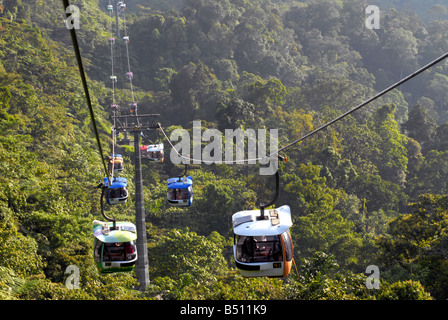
[{"x1": 2, "y1": 0, "x2": 448, "y2": 300}]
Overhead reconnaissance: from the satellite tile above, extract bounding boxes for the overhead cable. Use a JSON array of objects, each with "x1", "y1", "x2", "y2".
[
  {"x1": 271, "y1": 51, "x2": 448, "y2": 156},
  {"x1": 62, "y1": 0, "x2": 111, "y2": 183}
]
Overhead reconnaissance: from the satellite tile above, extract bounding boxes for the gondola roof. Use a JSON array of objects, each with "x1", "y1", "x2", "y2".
[
  {"x1": 104, "y1": 177, "x2": 127, "y2": 188},
  {"x1": 147, "y1": 143, "x2": 163, "y2": 151},
  {"x1": 232, "y1": 205, "x2": 292, "y2": 236},
  {"x1": 93, "y1": 220, "x2": 137, "y2": 243},
  {"x1": 167, "y1": 176, "x2": 193, "y2": 189}
]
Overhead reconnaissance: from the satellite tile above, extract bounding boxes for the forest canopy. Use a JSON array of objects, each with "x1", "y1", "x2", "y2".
[{"x1": 1, "y1": 0, "x2": 448, "y2": 301}]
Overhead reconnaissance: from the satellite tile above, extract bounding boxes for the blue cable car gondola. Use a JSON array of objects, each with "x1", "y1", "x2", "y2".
[
  {"x1": 104, "y1": 176, "x2": 128, "y2": 205},
  {"x1": 167, "y1": 176, "x2": 193, "y2": 207}
]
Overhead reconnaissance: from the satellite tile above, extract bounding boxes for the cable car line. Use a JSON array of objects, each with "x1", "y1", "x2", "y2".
[
  {"x1": 62, "y1": 0, "x2": 110, "y2": 184},
  {"x1": 120, "y1": 2, "x2": 137, "y2": 112},
  {"x1": 64, "y1": 0, "x2": 448, "y2": 279},
  {"x1": 100, "y1": 183, "x2": 117, "y2": 229},
  {"x1": 158, "y1": 51, "x2": 448, "y2": 165},
  {"x1": 65, "y1": 2, "x2": 132, "y2": 276},
  {"x1": 157, "y1": 123, "x2": 268, "y2": 164},
  {"x1": 65, "y1": 0, "x2": 448, "y2": 187},
  {"x1": 107, "y1": 1, "x2": 117, "y2": 110},
  {"x1": 109, "y1": 127, "x2": 117, "y2": 181},
  {"x1": 258, "y1": 170, "x2": 279, "y2": 219},
  {"x1": 62, "y1": 0, "x2": 136, "y2": 274},
  {"x1": 156, "y1": 52, "x2": 448, "y2": 279},
  {"x1": 271, "y1": 50, "x2": 448, "y2": 157}
]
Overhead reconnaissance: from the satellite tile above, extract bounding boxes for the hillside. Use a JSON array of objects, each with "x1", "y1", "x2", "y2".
[{"x1": 2, "y1": 0, "x2": 448, "y2": 302}]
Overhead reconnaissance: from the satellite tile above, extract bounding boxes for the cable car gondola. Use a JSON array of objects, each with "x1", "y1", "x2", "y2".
[
  {"x1": 232, "y1": 160, "x2": 293, "y2": 277},
  {"x1": 167, "y1": 176, "x2": 193, "y2": 207},
  {"x1": 93, "y1": 220, "x2": 137, "y2": 274},
  {"x1": 107, "y1": 154, "x2": 124, "y2": 174},
  {"x1": 117, "y1": 1, "x2": 126, "y2": 11},
  {"x1": 103, "y1": 176, "x2": 128, "y2": 205},
  {"x1": 232, "y1": 205, "x2": 293, "y2": 277},
  {"x1": 147, "y1": 143, "x2": 164, "y2": 162},
  {"x1": 140, "y1": 145, "x2": 149, "y2": 158}
]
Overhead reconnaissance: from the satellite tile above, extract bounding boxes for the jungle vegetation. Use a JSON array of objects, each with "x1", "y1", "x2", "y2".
[{"x1": 1, "y1": 0, "x2": 448, "y2": 300}]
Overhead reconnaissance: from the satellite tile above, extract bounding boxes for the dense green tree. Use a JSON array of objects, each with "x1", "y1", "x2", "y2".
[
  {"x1": 402, "y1": 104, "x2": 437, "y2": 152},
  {"x1": 423, "y1": 72, "x2": 448, "y2": 122},
  {"x1": 193, "y1": 179, "x2": 255, "y2": 236},
  {"x1": 2, "y1": 0, "x2": 448, "y2": 301},
  {"x1": 435, "y1": 122, "x2": 448, "y2": 151},
  {"x1": 0, "y1": 205, "x2": 43, "y2": 277},
  {"x1": 377, "y1": 194, "x2": 448, "y2": 298},
  {"x1": 216, "y1": 98, "x2": 256, "y2": 131},
  {"x1": 244, "y1": 77, "x2": 287, "y2": 118},
  {"x1": 369, "y1": 105, "x2": 409, "y2": 186},
  {"x1": 314, "y1": 146, "x2": 357, "y2": 189},
  {"x1": 383, "y1": 28, "x2": 419, "y2": 76},
  {"x1": 428, "y1": 4, "x2": 448, "y2": 21},
  {"x1": 146, "y1": 227, "x2": 230, "y2": 299},
  {"x1": 407, "y1": 150, "x2": 448, "y2": 198},
  {"x1": 378, "y1": 280, "x2": 432, "y2": 300},
  {"x1": 347, "y1": 173, "x2": 406, "y2": 213}
]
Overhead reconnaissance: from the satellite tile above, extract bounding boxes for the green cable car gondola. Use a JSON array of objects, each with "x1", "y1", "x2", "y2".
[{"x1": 93, "y1": 220, "x2": 137, "y2": 274}]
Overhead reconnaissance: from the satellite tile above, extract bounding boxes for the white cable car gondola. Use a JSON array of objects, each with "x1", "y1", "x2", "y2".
[
  {"x1": 232, "y1": 160, "x2": 293, "y2": 278},
  {"x1": 117, "y1": 1, "x2": 126, "y2": 11},
  {"x1": 232, "y1": 205, "x2": 293, "y2": 277},
  {"x1": 93, "y1": 220, "x2": 137, "y2": 274},
  {"x1": 147, "y1": 143, "x2": 164, "y2": 162}
]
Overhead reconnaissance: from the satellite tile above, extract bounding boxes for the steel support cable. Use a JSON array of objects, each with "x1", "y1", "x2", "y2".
[
  {"x1": 62, "y1": 0, "x2": 111, "y2": 184},
  {"x1": 156, "y1": 123, "x2": 264, "y2": 164},
  {"x1": 108, "y1": 0, "x2": 117, "y2": 182},
  {"x1": 108, "y1": 0, "x2": 117, "y2": 106},
  {"x1": 123, "y1": 6, "x2": 141, "y2": 128},
  {"x1": 65, "y1": 0, "x2": 448, "y2": 169},
  {"x1": 159, "y1": 51, "x2": 448, "y2": 164},
  {"x1": 120, "y1": 2, "x2": 136, "y2": 106},
  {"x1": 271, "y1": 50, "x2": 448, "y2": 156},
  {"x1": 100, "y1": 186, "x2": 116, "y2": 227},
  {"x1": 110, "y1": 127, "x2": 116, "y2": 181}
]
